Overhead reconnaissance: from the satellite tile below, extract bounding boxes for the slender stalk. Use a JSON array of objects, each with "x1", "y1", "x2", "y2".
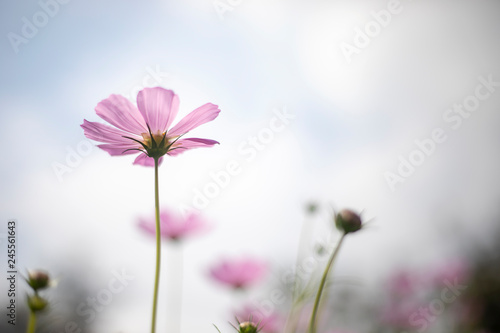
[
  {"x1": 151, "y1": 157, "x2": 161, "y2": 333},
  {"x1": 308, "y1": 233, "x2": 347, "y2": 333},
  {"x1": 284, "y1": 306, "x2": 299, "y2": 333},
  {"x1": 284, "y1": 214, "x2": 313, "y2": 333},
  {"x1": 26, "y1": 311, "x2": 36, "y2": 333}
]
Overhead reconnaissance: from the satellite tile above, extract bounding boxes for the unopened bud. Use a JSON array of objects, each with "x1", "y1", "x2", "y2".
[
  {"x1": 335, "y1": 209, "x2": 362, "y2": 234},
  {"x1": 26, "y1": 270, "x2": 50, "y2": 291},
  {"x1": 306, "y1": 202, "x2": 318, "y2": 215},
  {"x1": 27, "y1": 294, "x2": 48, "y2": 312},
  {"x1": 238, "y1": 322, "x2": 259, "y2": 333}
]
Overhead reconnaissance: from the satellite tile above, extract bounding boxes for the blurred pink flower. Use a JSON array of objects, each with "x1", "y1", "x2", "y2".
[
  {"x1": 235, "y1": 305, "x2": 285, "y2": 333},
  {"x1": 210, "y1": 258, "x2": 267, "y2": 289},
  {"x1": 425, "y1": 259, "x2": 469, "y2": 287},
  {"x1": 387, "y1": 270, "x2": 416, "y2": 295},
  {"x1": 139, "y1": 208, "x2": 209, "y2": 241},
  {"x1": 380, "y1": 262, "x2": 471, "y2": 330},
  {"x1": 81, "y1": 87, "x2": 220, "y2": 166},
  {"x1": 380, "y1": 269, "x2": 424, "y2": 329},
  {"x1": 380, "y1": 299, "x2": 423, "y2": 329}
]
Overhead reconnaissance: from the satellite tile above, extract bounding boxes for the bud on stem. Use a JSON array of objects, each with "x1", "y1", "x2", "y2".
[
  {"x1": 27, "y1": 294, "x2": 48, "y2": 313},
  {"x1": 335, "y1": 209, "x2": 362, "y2": 234},
  {"x1": 26, "y1": 270, "x2": 50, "y2": 291}
]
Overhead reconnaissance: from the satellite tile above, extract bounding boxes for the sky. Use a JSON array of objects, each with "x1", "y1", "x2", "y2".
[{"x1": 1, "y1": 0, "x2": 500, "y2": 332}]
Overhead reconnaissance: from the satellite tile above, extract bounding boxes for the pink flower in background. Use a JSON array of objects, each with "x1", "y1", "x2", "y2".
[
  {"x1": 380, "y1": 269, "x2": 424, "y2": 329},
  {"x1": 425, "y1": 259, "x2": 469, "y2": 288},
  {"x1": 380, "y1": 299, "x2": 424, "y2": 329},
  {"x1": 386, "y1": 270, "x2": 418, "y2": 296},
  {"x1": 210, "y1": 258, "x2": 267, "y2": 289},
  {"x1": 81, "y1": 87, "x2": 220, "y2": 166},
  {"x1": 139, "y1": 208, "x2": 209, "y2": 241}
]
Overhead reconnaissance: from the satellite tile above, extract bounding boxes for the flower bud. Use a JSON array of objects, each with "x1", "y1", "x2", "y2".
[
  {"x1": 335, "y1": 209, "x2": 362, "y2": 234},
  {"x1": 306, "y1": 202, "x2": 318, "y2": 215},
  {"x1": 27, "y1": 294, "x2": 48, "y2": 312},
  {"x1": 238, "y1": 322, "x2": 259, "y2": 333},
  {"x1": 26, "y1": 270, "x2": 50, "y2": 291}
]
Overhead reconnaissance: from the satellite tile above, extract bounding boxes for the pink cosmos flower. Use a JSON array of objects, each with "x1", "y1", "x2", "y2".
[
  {"x1": 139, "y1": 208, "x2": 208, "y2": 241},
  {"x1": 209, "y1": 258, "x2": 267, "y2": 289},
  {"x1": 81, "y1": 87, "x2": 220, "y2": 166}
]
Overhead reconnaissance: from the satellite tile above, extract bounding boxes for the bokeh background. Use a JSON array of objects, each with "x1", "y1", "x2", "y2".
[{"x1": 1, "y1": 0, "x2": 500, "y2": 332}]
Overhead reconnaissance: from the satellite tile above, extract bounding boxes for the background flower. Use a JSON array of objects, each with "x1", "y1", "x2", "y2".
[
  {"x1": 424, "y1": 259, "x2": 469, "y2": 288},
  {"x1": 210, "y1": 258, "x2": 267, "y2": 289},
  {"x1": 138, "y1": 208, "x2": 209, "y2": 241}
]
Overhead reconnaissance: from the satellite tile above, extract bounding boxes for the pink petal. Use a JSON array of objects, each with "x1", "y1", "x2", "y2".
[
  {"x1": 159, "y1": 210, "x2": 177, "y2": 225},
  {"x1": 138, "y1": 208, "x2": 208, "y2": 241},
  {"x1": 167, "y1": 138, "x2": 219, "y2": 156},
  {"x1": 159, "y1": 210, "x2": 184, "y2": 238},
  {"x1": 168, "y1": 103, "x2": 220, "y2": 137},
  {"x1": 184, "y1": 213, "x2": 207, "y2": 231},
  {"x1": 133, "y1": 154, "x2": 164, "y2": 167},
  {"x1": 162, "y1": 223, "x2": 184, "y2": 239},
  {"x1": 95, "y1": 94, "x2": 148, "y2": 134},
  {"x1": 138, "y1": 218, "x2": 156, "y2": 236},
  {"x1": 81, "y1": 120, "x2": 140, "y2": 144},
  {"x1": 97, "y1": 144, "x2": 142, "y2": 156},
  {"x1": 136, "y1": 87, "x2": 179, "y2": 134},
  {"x1": 210, "y1": 258, "x2": 267, "y2": 288}
]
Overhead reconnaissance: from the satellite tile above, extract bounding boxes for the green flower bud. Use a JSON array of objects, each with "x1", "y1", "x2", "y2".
[
  {"x1": 335, "y1": 209, "x2": 362, "y2": 234},
  {"x1": 26, "y1": 270, "x2": 50, "y2": 291},
  {"x1": 306, "y1": 202, "x2": 318, "y2": 215},
  {"x1": 238, "y1": 322, "x2": 259, "y2": 333},
  {"x1": 27, "y1": 294, "x2": 48, "y2": 312}
]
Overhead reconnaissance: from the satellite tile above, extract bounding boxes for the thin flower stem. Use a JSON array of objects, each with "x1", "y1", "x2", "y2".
[
  {"x1": 151, "y1": 157, "x2": 161, "y2": 333},
  {"x1": 284, "y1": 214, "x2": 312, "y2": 333},
  {"x1": 308, "y1": 233, "x2": 347, "y2": 333},
  {"x1": 26, "y1": 311, "x2": 36, "y2": 333}
]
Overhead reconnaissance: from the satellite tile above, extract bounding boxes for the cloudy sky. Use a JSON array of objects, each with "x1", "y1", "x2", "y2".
[{"x1": 1, "y1": 0, "x2": 500, "y2": 332}]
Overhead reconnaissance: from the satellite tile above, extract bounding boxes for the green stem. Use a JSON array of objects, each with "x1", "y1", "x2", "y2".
[
  {"x1": 26, "y1": 311, "x2": 36, "y2": 333},
  {"x1": 151, "y1": 157, "x2": 161, "y2": 333},
  {"x1": 308, "y1": 233, "x2": 347, "y2": 333}
]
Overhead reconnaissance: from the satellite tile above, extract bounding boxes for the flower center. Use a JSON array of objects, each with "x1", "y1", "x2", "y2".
[
  {"x1": 140, "y1": 131, "x2": 172, "y2": 158},
  {"x1": 141, "y1": 132, "x2": 168, "y2": 148}
]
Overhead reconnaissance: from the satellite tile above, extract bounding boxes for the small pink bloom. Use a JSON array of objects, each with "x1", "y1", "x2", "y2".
[
  {"x1": 139, "y1": 208, "x2": 208, "y2": 241},
  {"x1": 81, "y1": 87, "x2": 220, "y2": 166},
  {"x1": 209, "y1": 257, "x2": 267, "y2": 289}
]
